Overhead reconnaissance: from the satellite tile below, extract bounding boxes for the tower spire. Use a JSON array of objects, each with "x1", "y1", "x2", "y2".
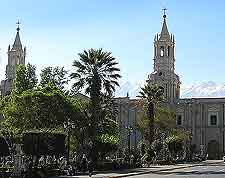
[
  {"x1": 12, "y1": 20, "x2": 22, "y2": 50},
  {"x1": 159, "y1": 8, "x2": 170, "y2": 40}
]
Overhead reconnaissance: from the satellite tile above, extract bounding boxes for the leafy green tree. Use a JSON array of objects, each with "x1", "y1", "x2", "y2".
[
  {"x1": 40, "y1": 66, "x2": 69, "y2": 91},
  {"x1": 138, "y1": 83, "x2": 164, "y2": 148},
  {"x1": 155, "y1": 107, "x2": 176, "y2": 132},
  {"x1": 99, "y1": 96, "x2": 119, "y2": 135},
  {"x1": 165, "y1": 129, "x2": 190, "y2": 159},
  {"x1": 0, "y1": 85, "x2": 84, "y2": 140},
  {"x1": 95, "y1": 133, "x2": 119, "y2": 161},
  {"x1": 13, "y1": 63, "x2": 38, "y2": 94}
]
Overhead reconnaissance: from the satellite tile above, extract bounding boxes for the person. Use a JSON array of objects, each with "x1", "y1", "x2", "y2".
[
  {"x1": 67, "y1": 164, "x2": 73, "y2": 176},
  {"x1": 81, "y1": 154, "x2": 87, "y2": 173},
  {"x1": 88, "y1": 159, "x2": 94, "y2": 177}
]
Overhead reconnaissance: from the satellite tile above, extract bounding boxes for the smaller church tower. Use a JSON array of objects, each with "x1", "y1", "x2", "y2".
[
  {"x1": 148, "y1": 11, "x2": 180, "y2": 103},
  {"x1": 6, "y1": 22, "x2": 26, "y2": 80},
  {"x1": 0, "y1": 22, "x2": 26, "y2": 96}
]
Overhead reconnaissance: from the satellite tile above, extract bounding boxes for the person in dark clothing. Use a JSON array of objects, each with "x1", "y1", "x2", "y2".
[
  {"x1": 88, "y1": 159, "x2": 94, "y2": 177},
  {"x1": 81, "y1": 154, "x2": 87, "y2": 173}
]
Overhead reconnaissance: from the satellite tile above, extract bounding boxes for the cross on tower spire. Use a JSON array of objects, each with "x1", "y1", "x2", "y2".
[
  {"x1": 16, "y1": 20, "x2": 20, "y2": 32},
  {"x1": 162, "y1": 8, "x2": 167, "y2": 18}
]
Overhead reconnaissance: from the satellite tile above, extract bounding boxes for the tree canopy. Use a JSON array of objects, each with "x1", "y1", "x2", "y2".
[
  {"x1": 13, "y1": 63, "x2": 38, "y2": 94},
  {"x1": 40, "y1": 66, "x2": 69, "y2": 91}
]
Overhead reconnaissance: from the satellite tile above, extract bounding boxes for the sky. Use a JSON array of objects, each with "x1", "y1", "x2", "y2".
[{"x1": 0, "y1": 0, "x2": 225, "y2": 91}]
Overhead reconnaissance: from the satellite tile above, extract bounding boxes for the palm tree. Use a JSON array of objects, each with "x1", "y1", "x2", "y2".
[
  {"x1": 138, "y1": 83, "x2": 164, "y2": 148},
  {"x1": 70, "y1": 48, "x2": 121, "y2": 154}
]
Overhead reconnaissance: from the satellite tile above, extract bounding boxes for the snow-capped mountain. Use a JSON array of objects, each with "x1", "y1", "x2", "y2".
[
  {"x1": 181, "y1": 81, "x2": 225, "y2": 98},
  {"x1": 115, "y1": 81, "x2": 225, "y2": 98}
]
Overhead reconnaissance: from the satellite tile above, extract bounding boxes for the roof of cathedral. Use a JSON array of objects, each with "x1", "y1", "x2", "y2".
[
  {"x1": 12, "y1": 27, "x2": 22, "y2": 50},
  {"x1": 159, "y1": 15, "x2": 170, "y2": 41}
]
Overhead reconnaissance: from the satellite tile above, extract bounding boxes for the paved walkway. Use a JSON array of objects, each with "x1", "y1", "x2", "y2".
[{"x1": 53, "y1": 160, "x2": 223, "y2": 178}]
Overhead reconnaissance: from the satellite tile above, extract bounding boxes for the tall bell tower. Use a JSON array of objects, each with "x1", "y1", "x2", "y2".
[
  {"x1": 148, "y1": 10, "x2": 180, "y2": 103},
  {"x1": 0, "y1": 22, "x2": 26, "y2": 96},
  {"x1": 6, "y1": 21, "x2": 26, "y2": 80}
]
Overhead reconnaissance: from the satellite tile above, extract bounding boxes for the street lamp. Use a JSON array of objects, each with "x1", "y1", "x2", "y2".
[
  {"x1": 161, "y1": 132, "x2": 166, "y2": 160},
  {"x1": 64, "y1": 119, "x2": 75, "y2": 165},
  {"x1": 125, "y1": 125, "x2": 133, "y2": 163}
]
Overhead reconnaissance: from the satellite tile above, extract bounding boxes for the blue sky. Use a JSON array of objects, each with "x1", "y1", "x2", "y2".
[{"x1": 0, "y1": 0, "x2": 225, "y2": 89}]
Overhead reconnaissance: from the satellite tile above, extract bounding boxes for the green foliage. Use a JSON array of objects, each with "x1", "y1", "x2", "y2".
[
  {"x1": 137, "y1": 83, "x2": 164, "y2": 147},
  {"x1": 13, "y1": 63, "x2": 38, "y2": 94},
  {"x1": 40, "y1": 66, "x2": 69, "y2": 91},
  {"x1": 0, "y1": 84, "x2": 84, "y2": 142},
  {"x1": 165, "y1": 129, "x2": 190, "y2": 158},
  {"x1": 145, "y1": 148, "x2": 156, "y2": 162},
  {"x1": 96, "y1": 133, "x2": 119, "y2": 160},
  {"x1": 138, "y1": 83, "x2": 164, "y2": 104},
  {"x1": 98, "y1": 96, "x2": 119, "y2": 135},
  {"x1": 70, "y1": 48, "x2": 121, "y2": 162},
  {"x1": 165, "y1": 129, "x2": 190, "y2": 144},
  {"x1": 167, "y1": 139, "x2": 183, "y2": 156},
  {"x1": 98, "y1": 133, "x2": 119, "y2": 145},
  {"x1": 151, "y1": 139, "x2": 163, "y2": 153},
  {"x1": 71, "y1": 48, "x2": 121, "y2": 97},
  {"x1": 0, "y1": 48, "x2": 122, "y2": 162},
  {"x1": 155, "y1": 107, "x2": 176, "y2": 132}
]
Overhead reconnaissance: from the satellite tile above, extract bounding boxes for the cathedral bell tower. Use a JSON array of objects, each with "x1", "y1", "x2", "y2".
[
  {"x1": 148, "y1": 11, "x2": 180, "y2": 103},
  {"x1": 6, "y1": 22, "x2": 26, "y2": 80},
  {"x1": 0, "y1": 22, "x2": 26, "y2": 96}
]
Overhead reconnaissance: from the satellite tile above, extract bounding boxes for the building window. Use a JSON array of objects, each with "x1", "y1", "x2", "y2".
[
  {"x1": 177, "y1": 115, "x2": 182, "y2": 126},
  {"x1": 160, "y1": 46, "x2": 164, "y2": 56},
  {"x1": 165, "y1": 84, "x2": 168, "y2": 98},
  {"x1": 167, "y1": 46, "x2": 170, "y2": 56},
  {"x1": 210, "y1": 115, "x2": 217, "y2": 126},
  {"x1": 208, "y1": 112, "x2": 218, "y2": 126}
]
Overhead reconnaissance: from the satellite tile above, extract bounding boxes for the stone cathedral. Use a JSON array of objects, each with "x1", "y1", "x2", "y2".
[
  {"x1": 115, "y1": 14, "x2": 225, "y2": 159},
  {"x1": 0, "y1": 25, "x2": 26, "y2": 95}
]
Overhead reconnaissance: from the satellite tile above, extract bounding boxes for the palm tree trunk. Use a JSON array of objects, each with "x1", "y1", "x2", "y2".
[{"x1": 147, "y1": 102, "x2": 155, "y2": 147}]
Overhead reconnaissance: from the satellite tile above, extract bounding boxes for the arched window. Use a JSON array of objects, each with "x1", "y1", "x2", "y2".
[
  {"x1": 160, "y1": 46, "x2": 164, "y2": 56},
  {"x1": 167, "y1": 46, "x2": 170, "y2": 56}
]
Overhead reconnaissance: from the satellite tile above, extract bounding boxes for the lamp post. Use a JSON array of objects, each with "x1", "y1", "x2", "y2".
[
  {"x1": 64, "y1": 119, "x2": 75, "y2": 165},
  {"x1": 161, "y1": 132, "x2": 166, "y2": 160},
  {"x1": 125, "y1": 125, "x2": 133, "y2": 163},
  {"x1": 184, "y1": 99, "x2": 193, "y2": 160}
]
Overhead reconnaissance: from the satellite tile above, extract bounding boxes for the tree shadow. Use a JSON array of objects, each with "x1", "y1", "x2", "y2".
[
  {"x1": 176, "y1": 170, "x2": 225, "y2": 175},
  {"x1": 156, "y1": 170, "x2": 225, "y2": 176}
]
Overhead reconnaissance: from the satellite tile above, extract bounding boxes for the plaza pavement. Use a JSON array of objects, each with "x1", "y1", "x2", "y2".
[{"x1": 53, "y1": 160, "x2": 223, "y2": 178}]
